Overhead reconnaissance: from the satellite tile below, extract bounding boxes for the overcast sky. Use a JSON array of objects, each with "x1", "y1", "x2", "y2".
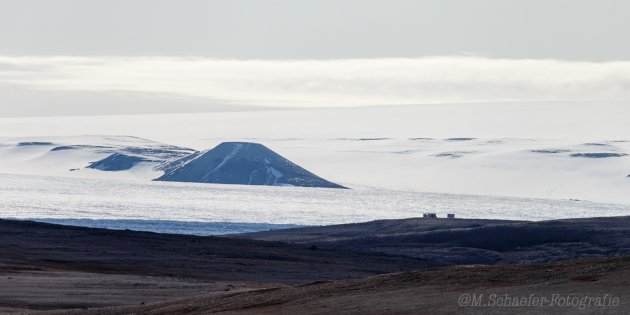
[{"x1": 1, "y1": 0, "x2": 629, "y2": 116}]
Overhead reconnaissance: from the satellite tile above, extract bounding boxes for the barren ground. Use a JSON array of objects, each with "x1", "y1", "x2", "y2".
[{"x1": 2, "y1": 217, "x2": 630, "y2": 314}]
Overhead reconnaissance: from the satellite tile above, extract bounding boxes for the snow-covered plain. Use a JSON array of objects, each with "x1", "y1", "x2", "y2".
[{"x1": 1, "y1": 102, "x2": 630, "y2": 234}]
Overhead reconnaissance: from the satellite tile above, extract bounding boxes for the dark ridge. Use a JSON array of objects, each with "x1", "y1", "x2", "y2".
[
  {"x1": 409, "y1": 137, "x2": 434, "y2": 141},
  {"x1": 445, "y1": 137, "x2": 477, "y2": 141},
  {"x1": 335, "y1": 138, "x2": 390, "y2": 141},
  {"x1": 434, "y1": 151, "x2": 475, "y2": 159},
  {"x1": 583, "y1": 143, "x2": 611, "y2": 147},
  {"x1": 357, "y1": 138, "x2": 390, "y2": 141},
  {"x1": 120, "y1": 146, "x2": 196, "y2": 161},
  {"x1": 49, "y1": 141, "x2": 195, "y2": 166},
  {"x1": 435, "y1": 153, "x2": 463, "y2": 159},
  {"x1": 570, "y1": 153, "x2": 628, "y2": 158},
  {"x1": 86, "y1": 153, "x2": 152, "y2": 171},
  {"x1": 122, "y1": 146, "x2": 195, "y2": 155},
  {"x1": 531, "y1": 149, "x2": 572, "y2": 154},
  {"x1": 17, "y1": 141, "x2": 54, "y2": 146},
  {"x1": 51, "y1": 145, "x2": 113, "y2": 152}
]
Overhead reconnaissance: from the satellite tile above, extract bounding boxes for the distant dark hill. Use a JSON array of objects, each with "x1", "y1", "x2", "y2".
[
  {"x1": 156, "y1": 142, "x2": 346, "y2": 188},
  {"x1": 87, "y1": 153, "x2": 151, "y2": 171}
]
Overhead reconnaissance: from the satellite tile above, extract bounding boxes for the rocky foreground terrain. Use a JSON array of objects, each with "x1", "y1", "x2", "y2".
[
  {"x1": 2, "y1": 217, "x2": 630, "y2": 314},
  {"x1": 236, "y1": 216, "x2": 630, "y2": 264}
]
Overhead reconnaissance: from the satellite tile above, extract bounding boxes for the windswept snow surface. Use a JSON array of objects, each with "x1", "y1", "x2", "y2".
[
  {"x1": 0, "y1": 135, "x2": 194, "y2": 180},
  {"x1": 2, "y1": 133, "x2": 630, "y2": 203}
]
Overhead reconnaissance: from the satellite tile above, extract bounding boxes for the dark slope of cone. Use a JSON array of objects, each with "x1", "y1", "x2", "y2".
[{"x1": 156, "y1": 142, "x2": 346, "y2": 188}]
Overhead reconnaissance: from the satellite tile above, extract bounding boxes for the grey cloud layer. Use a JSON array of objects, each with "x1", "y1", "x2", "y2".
[{"x1": 1, "y1": 56, "x2": 630, "y2": 109}]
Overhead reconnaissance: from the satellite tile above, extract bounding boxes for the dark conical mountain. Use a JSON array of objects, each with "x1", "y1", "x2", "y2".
[{"x1": 155, "y1": 142, "x2": 346, "y2": 189}]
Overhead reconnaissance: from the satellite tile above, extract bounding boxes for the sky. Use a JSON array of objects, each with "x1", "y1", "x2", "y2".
[{"x1": 1, "y1": 0, "x2": 629, "y2": 116}]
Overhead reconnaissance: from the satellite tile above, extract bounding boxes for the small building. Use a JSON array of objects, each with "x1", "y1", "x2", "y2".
[
  {"x1": 423, "y1": 213, "x2": 437, "y2": 219},
  {"x1": 447, "y1": 213, "x2": 455, "y2": 219}
]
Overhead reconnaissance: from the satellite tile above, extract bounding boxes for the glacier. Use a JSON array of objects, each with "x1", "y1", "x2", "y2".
[{"x1": 2, "y1": 173, "x2": 630, "y2": 235}]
